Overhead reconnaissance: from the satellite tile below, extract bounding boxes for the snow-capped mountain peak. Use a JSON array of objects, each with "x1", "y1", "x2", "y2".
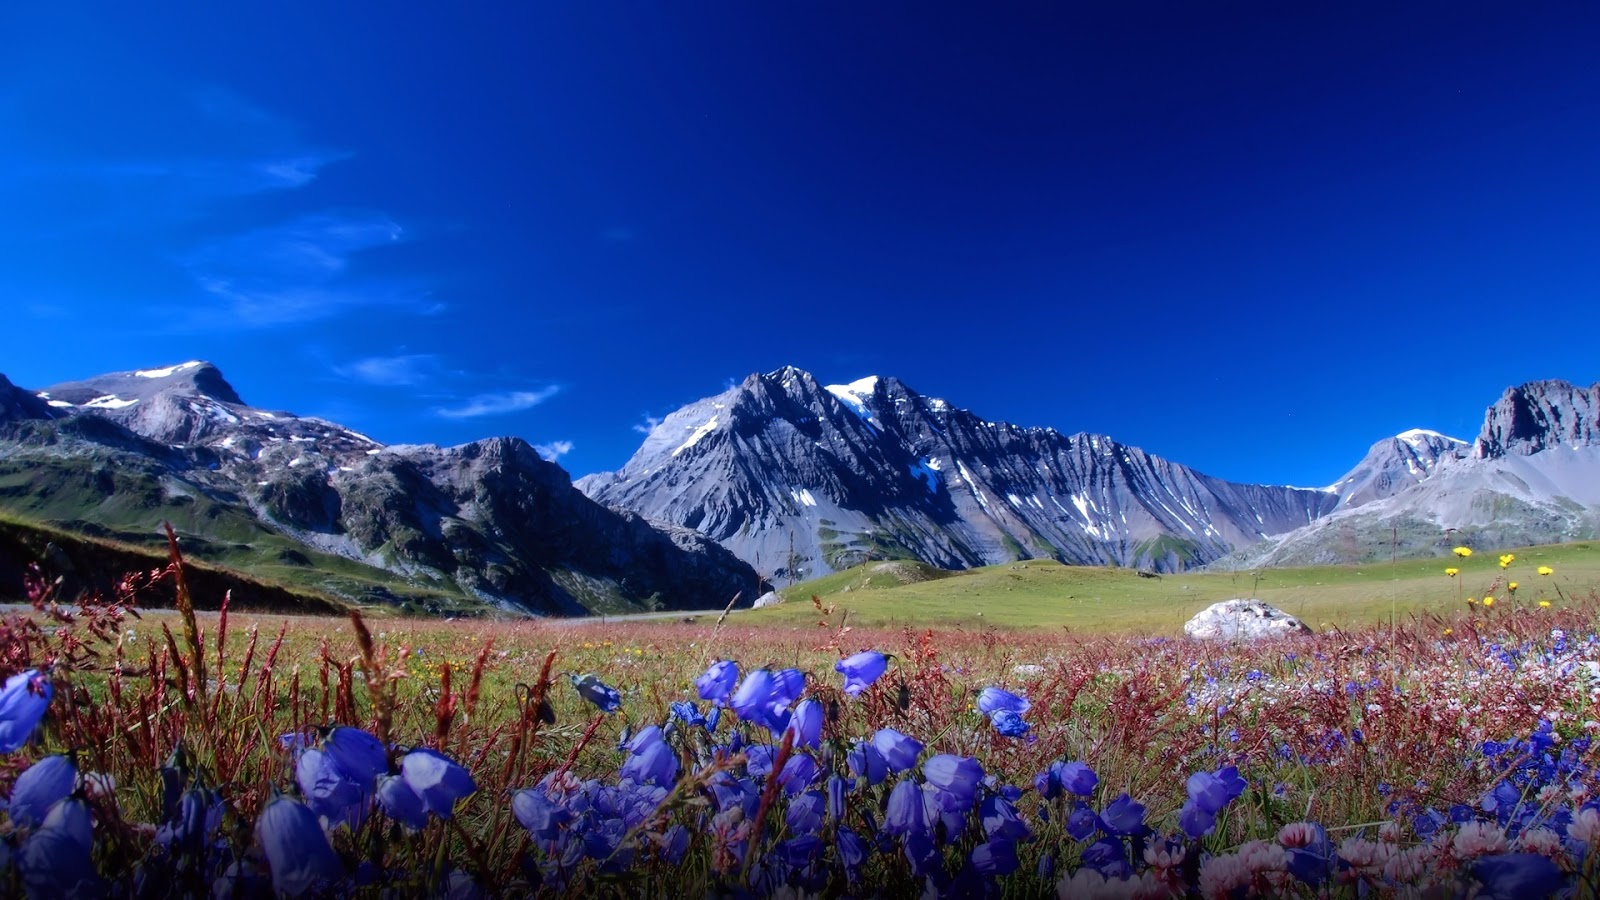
[{"x1": 580, "y1": 366, "x2": 1339, "y2": 578}]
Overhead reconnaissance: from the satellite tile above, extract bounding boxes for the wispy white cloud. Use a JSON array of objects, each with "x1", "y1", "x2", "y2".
[
  {"x1": 2, "y1": 88, "x2": 349, "y2": 210},
  {"x1": 184, "y1": 211, "x2": 438, "y2": 327},
  {"x1": 334, "y1": 353, "x2": 442, "y2": 387},
  {"x1": 534, "y1": 440, "x2": 574, "y2": 461},
  {"x1": 435, "y1": 387, "x2": 561, "y2": 419},
  {"x1": 632, "y1": 414, "x2": 664, "y2": 435}
]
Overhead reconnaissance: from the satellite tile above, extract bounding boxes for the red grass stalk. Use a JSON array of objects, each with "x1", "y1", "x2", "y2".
[
  {"x1": 348, "y1": 610, "x2": 394, "y2": 745},
  {"x1": 433, "y1": 662, "x2": 457, "y2": 748},
  {"x1": 161, "y1": 623, "x2": 192, "y2": 707},
  {"x1": 742, "y1": 728, "x2": 796, "y2": 884},
  {"x1": 163, "y1": 522, "x2": 207, "y2": 707}
]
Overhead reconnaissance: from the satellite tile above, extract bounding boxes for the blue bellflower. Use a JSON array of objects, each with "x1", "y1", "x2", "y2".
[
  {"x1": 695, "y1": 660, "x2": 739, "y2": 704},
  {"x1": 1472, "y1": 853, "x2": 1565, "y2": 900},
  {"x1": 991, "y1": 709, "x2": 1030, "y2": 737},
  {"x1": 1100, "y1": 793, "x2": 1148, "y2": 837},
  {"x1": 322, "y1": 726, "x2": 387, "y2": 783},
  {"x1": 871, "y1": 728, "x2": 923, "y2": 772},
  {"x1": 255, "y1": 795, "x2": 344, "y2": 897},
  {"x1": 923, "y1": 755, "x2": 984, "y2": 813},
  {"x1": 398, "y1": 748, "x2": 477, "y2": 818},
  {"x1": 8, "y1": 754, "x2": 76, "y2": 827},
  {"x1": 18, "y1": 801, "x2": 98, "y2": 900},
  {"x1": 834, "y1": 651, "x2": 889, "y2": 696},
  {"x1": 0, "y1": 669, "x2": 52, "y2": 754},
  {"x1": 570, "y1": 674, "x2": 622, "y2": 712},
  {"x1": 730, "y1": 669, "x2": 800, "y2": 732},
  {"x1": 296, "y1": 748, "x2": 368, "y2": 830},
  {"x1": 785, "y1": 699, "x2": 824, "y2": 749},
  {"x1": 848, "y1": 742, "x2": 890, "y2": 786},
  {"x1": 619, "y1": 727, "x2": 678, "y2": 786},
  {"x1": 976, "y1": 686, "x2": 1030, "y2": 717},
  {"x1": 376, "y1": 775, "x2": 429, "y2": 831}
]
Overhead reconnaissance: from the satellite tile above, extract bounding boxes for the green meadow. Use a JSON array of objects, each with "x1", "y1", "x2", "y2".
[{"x1": 746, "y1": 541, "x2": 1600, "y2": 632}]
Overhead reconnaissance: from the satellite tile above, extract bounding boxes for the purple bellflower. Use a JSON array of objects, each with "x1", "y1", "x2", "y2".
[{"x1": 834, "y1": 651, "x2": 889, "y2": 696}]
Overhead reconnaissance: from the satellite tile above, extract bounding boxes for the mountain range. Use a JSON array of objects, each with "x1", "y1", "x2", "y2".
[
  {"x1": 1, "y1": 362, "x2": 1595, "y2": 615},
  {"x1": 0, "y1": 363, "x2": 759, "y2": 616},
  {"x1": 580, "y1": 370, "x2": 1599, "y2": 577}
]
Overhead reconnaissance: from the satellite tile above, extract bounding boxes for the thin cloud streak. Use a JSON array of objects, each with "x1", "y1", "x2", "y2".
[
  {"x1": 183, "y1": 210, "x2": 437, "y2": 328},
  {"x1": 334, "y1": 353, "x2": 441, "y2": 387},
  {"x1": 534, "y1": 440, "x2": 575, "y2": 461},
  {"x1": 435, "y1": 386, "x2": 561, "y2": 419}
]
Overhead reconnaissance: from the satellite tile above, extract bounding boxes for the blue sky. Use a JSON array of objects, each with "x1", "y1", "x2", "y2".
[{"x1": 3, "y1": 3, "x2": 1596, "y2": 487}]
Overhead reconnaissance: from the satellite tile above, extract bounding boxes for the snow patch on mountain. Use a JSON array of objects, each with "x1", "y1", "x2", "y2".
[
  {"x1": 672, "y1": 416, "x2": 719, "y2": 457},
  {"x1": 83, "y1": 395, "x2": 139, "y2": 410},
  {"x1": 135, "y1": 361, "x2": 204, "y2": 379}
]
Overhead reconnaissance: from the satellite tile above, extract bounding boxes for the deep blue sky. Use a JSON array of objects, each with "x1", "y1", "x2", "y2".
[{"x1": 3, "y1": 3, "x2": 1597, "y2": 487}]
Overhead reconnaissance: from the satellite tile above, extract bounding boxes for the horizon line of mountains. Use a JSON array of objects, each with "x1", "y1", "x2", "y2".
[{"x1": 2, "y1": 361, "x2": 1595, "y2": 616}]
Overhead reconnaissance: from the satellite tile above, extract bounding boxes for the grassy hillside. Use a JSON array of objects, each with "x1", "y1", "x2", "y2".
[
  {"x1": 751, "y1": 541, "x2": 1600, "y2": 632},
  {"x1": 0, "y1": 510, "x2": 357, "y2": 614},
  {"x1": 0, "y1": 456, "x2": 486, "y2": 614}
]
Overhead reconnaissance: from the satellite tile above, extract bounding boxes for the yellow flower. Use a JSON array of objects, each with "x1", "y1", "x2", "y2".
[
  {"x1": 1539, "y1": 600, "x2": 1552, "y2": 608},
  {"x1": 1508, "y1": 581, "x2": 1518, "y2": 592},
  {"x1": 1537, "y1": 566, "x2": 1554, "y2": 576},
  {"x1": 1483, "y1": 596, "x2": 1495, "y2": 607},
  {"x1": 1453, "y1": 546, "x2": 1473, "y2": 558},
  {"x1": 1499, "y1": 554, "x2": 1514, "y2": 569},
  {"x1": 1443, "y1": 628, "x2": 1452, "y2": 636},
  {"x1": 1445, "y1": 567, "x2": 1460, "y2": 577},
  {"x1": 1467, "y1": 597, "x2": 1477, "y2": 605}
]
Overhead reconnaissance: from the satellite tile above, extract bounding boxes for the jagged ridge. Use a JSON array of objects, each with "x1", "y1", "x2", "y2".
[{"x1": 579, "y1": 367, "x2": 1340, "y2": 578}]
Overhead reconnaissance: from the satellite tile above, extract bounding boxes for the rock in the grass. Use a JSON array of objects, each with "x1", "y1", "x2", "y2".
[
  {"x1": 1183, "y1": 599, "x2": 1312, "y2": 641},
  {"x1": 752, "y1": 591, "x2": 785, "y2": 609}
]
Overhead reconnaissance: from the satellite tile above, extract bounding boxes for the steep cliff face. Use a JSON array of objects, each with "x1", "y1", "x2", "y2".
[
  {"x1": 0, "y1": 362, "x2": 760, "y2": 616},
  {"x1": 0, "y1": 374, "x2": 58, "y2": 424},
  {"x1": 579, "y1": 368, "x2": 1339, "y2": 578},
  {"x1": 1475, "y1": 380, "x2": 1600, "y2": 458}
]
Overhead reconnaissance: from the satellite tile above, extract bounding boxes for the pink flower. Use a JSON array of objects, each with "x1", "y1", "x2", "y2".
[
  {"x1": 1198, "y1": 853, "x2": 1253, "y2": 900},
  {"x1": 1514, "y1": 826, "x2": 1567, "y2": 865},
  {"x1": 1451, "y1": 821, "x2": 1508, "y2": 860},
  {"x1": 1567, "y1": 808, "x2": 1600, "y2": 846},
  {"x1": 1382, "y1": 847, "x2": 1429, "y2": 884},
  {"x1": 1277, "y1": 822, "x2": 1321, "y2": 848}
]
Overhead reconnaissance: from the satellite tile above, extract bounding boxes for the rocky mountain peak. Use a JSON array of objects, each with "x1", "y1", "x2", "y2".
[
  {"x1": 1475, "y1": 379, "x2": 1600, "y2": 459},
  {"x1": 0, "y1": 373, "x2": 59, "y2": 423},
  {"x1": 2, "y1": 360, "x2": 760, "y2": 616},
  {"x1": 45, "y1": 361, "x2": 244, "y2": 407},
  {"x1": 582, "y1": 366, "x2": 1341, "y2": 577},
  {"x1": 1328, "y1": 428, "x2": 1468, "y2": 509}
]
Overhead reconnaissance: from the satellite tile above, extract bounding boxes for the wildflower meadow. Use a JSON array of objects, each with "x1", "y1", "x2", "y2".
[{"x1": 2, "y1": 531, "x2": 1599, "y2": 898}]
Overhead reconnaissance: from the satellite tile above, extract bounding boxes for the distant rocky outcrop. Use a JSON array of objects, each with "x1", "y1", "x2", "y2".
[
  {"x1": 1224, "y1": 380, "x2": 1600, "y2": 567},
  {"x1": 0, "y1": 362, "x2": 761, "y2": 616},
  {"x1": 1475, "y1": 380, "x2": 1600, "y2": 458},
  {"x1": 579, "y1": 368, "x2": 1339, "y2": 578},
  {"x1": 1183, "y1": 599, "x2": 1312, "y2": 641}
]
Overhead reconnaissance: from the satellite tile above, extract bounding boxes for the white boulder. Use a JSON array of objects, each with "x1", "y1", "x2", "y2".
[
  {"x1": 1183, "y1": 599, "x2": 1312, "y2": 641},
  {"x1": 752, "y1": 591, "x2": 784, "y2": 609}
]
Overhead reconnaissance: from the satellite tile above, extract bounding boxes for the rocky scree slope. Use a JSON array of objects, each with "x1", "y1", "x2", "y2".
[
  {"x1": 0, "y1": 362, "x2": 758, "y2": 616},
  {"x1": 578, "y1": 368, "x2": 1340, "y2": 579},
  {"x1": 1224, "y1": 379, "x2": 1600, "y2": 567}
]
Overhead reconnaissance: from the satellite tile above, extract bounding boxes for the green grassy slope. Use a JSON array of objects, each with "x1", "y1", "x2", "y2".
[
  {"x1": 0, "y1": 510, "x2": 354, "y2": 614},
  {"x1": 749, "y1": 542, "x2": 1600, "y2": 632},
  {"x1": 0, "y1": 457, "x2": 484, "y2": 614}
]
